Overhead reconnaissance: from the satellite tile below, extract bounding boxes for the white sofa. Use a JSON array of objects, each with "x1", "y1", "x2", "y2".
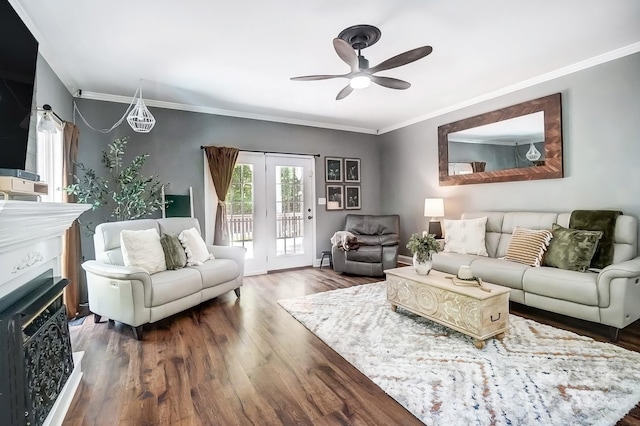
[
  {"x1": 82, "y1": 217, "x2": 245, "y2": 339},
  {"x1": 432, "y1": 211, "x2": 640, "y2": 339}
]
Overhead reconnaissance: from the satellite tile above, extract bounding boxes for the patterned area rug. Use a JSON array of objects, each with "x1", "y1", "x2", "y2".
[{"x1": 278, "y1": 282, "x2": 640, "y2": 426}]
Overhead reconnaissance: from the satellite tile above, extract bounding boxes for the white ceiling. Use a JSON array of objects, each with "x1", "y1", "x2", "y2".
[{"x1": 11, "y1": 0, "x2": 640, "y2": 134}]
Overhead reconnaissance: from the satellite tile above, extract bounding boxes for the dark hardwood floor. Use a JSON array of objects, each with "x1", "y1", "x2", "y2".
[{"x1": 65, "y1": 268, "x2": 640, "y2": 425}]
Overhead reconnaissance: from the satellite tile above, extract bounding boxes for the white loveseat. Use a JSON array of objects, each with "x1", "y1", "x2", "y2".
[
  {"x1": 432, "y1": 211, "x2": 640, "y2": 339},
  {"x1": 82, "y1": 217, "x2": 245, "y2": 339}
]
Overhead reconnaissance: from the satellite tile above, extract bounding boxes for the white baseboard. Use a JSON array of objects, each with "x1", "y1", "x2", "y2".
[
  {"x1": 43, "y1": 351, "x2": 84, "y2": 426},
  {"x1": 398, "y1": 255, "x2": 412, "y2": 265}
]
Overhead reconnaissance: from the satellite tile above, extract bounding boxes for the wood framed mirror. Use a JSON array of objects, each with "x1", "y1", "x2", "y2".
[{"x1": 438, "y1": 93, "x2": 563, "y2": 186}]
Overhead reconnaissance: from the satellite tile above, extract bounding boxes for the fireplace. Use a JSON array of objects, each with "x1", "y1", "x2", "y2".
[
  {"x1": 0, "y1": 270, "x2": 74, "y2": 426},
  {"x1": 0, "y1": 201, "x2": 90, "y2": 426}
]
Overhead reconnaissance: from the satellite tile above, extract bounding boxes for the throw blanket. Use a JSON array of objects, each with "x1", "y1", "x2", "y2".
[
  {"x1": 330, "y1": 231, "x2": 361, "y2": 252},
  {"x1": 569, "y1": 210, "x2": 622, "y2": 269}
]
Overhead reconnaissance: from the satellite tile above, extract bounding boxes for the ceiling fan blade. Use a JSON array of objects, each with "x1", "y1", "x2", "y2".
[
  {"x1": 290, "y1": 74, "x2": 347, "y2": 81},
  {"x1": 369, "y1": 45, "x2": 433, "y2": 74},
  {"x1": 333, "y1": 38, "x2": 359, "y2": 72},
  {"x1": 336, "y1": 85, "x2": 354, "y2": 100},
  {"x1": 370, "y1": 75, "x2": 411, "y2": 90}
]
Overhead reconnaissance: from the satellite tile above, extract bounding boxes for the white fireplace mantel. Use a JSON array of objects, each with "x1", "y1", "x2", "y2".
[
  {"x1": 0, "y1": 200, "x2": 90, "y2": 426},
  {"x1": 0, "y1": 201, "x2": 90, "y2": 300}
]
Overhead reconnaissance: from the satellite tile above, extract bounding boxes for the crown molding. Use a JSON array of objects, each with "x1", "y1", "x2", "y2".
[
  {"x1": 76, "y1": 91, "x2": 378, "y2": 135},
  {"x1": 377, "y1": 41, "x2": 640, "y2": 135}
]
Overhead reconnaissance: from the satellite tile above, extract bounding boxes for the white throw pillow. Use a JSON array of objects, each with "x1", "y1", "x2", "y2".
[
  {"x1": 120, "y1": 228, "x2": 167, "y2": 274},
  {"x1": 178, "y1": 227, "x2": 213, "y2": 266},
  {"x1": 443, "y1": 217, "x2": 489, "y2": 256}
]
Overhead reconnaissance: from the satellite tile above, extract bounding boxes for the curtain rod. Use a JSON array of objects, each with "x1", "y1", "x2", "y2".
[{"x1": 200, "y1": 146, "x2": 320, "y2": 158}]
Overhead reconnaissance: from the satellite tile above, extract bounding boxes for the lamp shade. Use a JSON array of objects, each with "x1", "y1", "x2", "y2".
[{"x1": 424, "y1": 198, "x2": 444, "y2": 218}]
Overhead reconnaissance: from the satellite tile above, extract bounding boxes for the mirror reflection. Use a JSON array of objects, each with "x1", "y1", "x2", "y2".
[{"x1": 447, "y1": 111, "x2": 545, "y2": 175}]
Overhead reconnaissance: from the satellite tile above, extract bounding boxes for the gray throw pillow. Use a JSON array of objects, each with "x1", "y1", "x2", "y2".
[
  {"x1": 160, "y1": 234, "x2": 187, "y2": 270},
  {"x1": 542, "y1": 223, "x2": 603, "y2": 272}
]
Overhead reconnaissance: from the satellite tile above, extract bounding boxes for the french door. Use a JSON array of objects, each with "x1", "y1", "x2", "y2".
[{"x1": 225, "y1": 152, "x2": 315, "y2": 275}]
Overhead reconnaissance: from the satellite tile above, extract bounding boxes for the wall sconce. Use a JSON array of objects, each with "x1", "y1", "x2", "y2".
[
  {"x1": 37, "y1": 104, "x2": 62, "y2": 134},
  {"x1": 424, "y1": 198, "x2": 445, "y2": 238}
]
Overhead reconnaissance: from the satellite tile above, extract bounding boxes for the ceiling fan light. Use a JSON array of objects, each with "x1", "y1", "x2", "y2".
[
  {"x1": 350, "y1": 74, "x2": 371, "y2": 89},
  {"x1": 526, "y1": 142, "x2": 542, "y2": 161}
]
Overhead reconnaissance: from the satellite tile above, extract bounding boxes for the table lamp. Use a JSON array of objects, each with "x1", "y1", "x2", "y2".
[{"x1": 424, "y1": 198, "x2": 445, "y2": 239}]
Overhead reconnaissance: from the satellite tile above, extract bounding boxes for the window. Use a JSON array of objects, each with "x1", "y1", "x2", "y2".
[{"x1": 36, "y1": 117, "x2": 64, "y2": 203}]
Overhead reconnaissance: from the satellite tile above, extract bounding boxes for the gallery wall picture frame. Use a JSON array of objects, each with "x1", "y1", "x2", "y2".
[
  {"x1": 344, "y1": 158, "x2": 361, "y2": 183},
  {"x1": 345, "y1": 185, "x2": 361, "y2": 210},
  {"x1": 326, "y1": 185, "x2": 344, "y2": 210},
  {"x1": 325, "y1": 157, "x2": 343, "y2": 182}
]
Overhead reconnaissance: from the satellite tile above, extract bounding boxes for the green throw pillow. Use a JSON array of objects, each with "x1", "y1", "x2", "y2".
[
  {"x1": 160, "y1": 234, "x2": 187, "y2": 270},
  {"x1": 543, "y1": 224, "x2": 603, "y2": 272}
]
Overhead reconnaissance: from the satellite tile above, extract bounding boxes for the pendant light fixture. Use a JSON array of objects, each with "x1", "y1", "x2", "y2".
[
  {"x1": 525, "y1": 142, "x2": 542, "y2": 162},
  {"x1": 126, "y1": 85, "x2": 156, "y2": 133}
]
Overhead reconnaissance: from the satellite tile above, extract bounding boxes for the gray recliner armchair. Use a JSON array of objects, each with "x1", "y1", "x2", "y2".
[{"x1": 332, "y1": 214, "x2": 400, "y2": 277}]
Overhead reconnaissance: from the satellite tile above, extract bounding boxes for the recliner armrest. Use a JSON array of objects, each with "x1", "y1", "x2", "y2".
[
  {"x1": 82, "y1": 260, "x2": 153, "y2": 309},
  {"x1": 207, "y1": 245, "x2": 246, "y2": 278},
  {"x1": 82, "y1": 260, "x2": 150, "y2": 281},
  {"x1": 596, "y1": 256, "x2": 640, "y2": 307},
  {"x1": 598, "y1": 257, "x2": 640, "y2": 281}
]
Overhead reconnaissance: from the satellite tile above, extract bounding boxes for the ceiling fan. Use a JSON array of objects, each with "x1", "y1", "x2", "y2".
[{"x1": 290, "y1": 24, "x2": 433, "y2": 100}]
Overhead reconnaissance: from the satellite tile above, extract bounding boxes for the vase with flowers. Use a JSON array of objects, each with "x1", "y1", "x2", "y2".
[{"x1": 406, "y1": 231, "x2": 441, "y2": 275}]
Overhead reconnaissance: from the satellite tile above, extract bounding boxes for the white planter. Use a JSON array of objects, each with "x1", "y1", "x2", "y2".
[{"x1": 413, "y1": 253, "x2": 433, "y2": 275}]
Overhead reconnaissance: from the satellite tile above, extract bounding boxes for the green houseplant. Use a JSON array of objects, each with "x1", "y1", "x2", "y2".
[
  {"x1": 65, "y1": 137, "x2": 166, "y2": 227},
  {"x1": 406, "y1": 231, "x2": 441, "y2": 275}
]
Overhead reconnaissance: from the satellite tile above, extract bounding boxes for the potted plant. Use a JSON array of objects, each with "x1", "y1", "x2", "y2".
[
  {"x1": 65, "y1": 136, "x2": 166, "y2": 229},
  {"x1": 406, "y1": 231, "x2": 441, "y2": 275}
]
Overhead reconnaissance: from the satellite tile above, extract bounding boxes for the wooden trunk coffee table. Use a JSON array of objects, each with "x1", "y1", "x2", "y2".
[{"x1": 385, "y1": 266, "x2": 510, "y2": 349}]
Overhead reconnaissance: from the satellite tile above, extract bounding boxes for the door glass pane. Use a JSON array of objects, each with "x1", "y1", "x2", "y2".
[
  {"x1": 226, "y1": 164, "x2": 254, "y2": 258},
  {"x1": 275, "y1": 166, "x2": 304, "y2": 256}
]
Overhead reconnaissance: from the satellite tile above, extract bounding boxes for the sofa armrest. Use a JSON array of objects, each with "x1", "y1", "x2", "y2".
[
  {"x1": 207, "y1": 245, "x2": 246, "y2": 277},
  {"x1": 596, "y1": 256, "x2": 640, "y2": 307},
  {"x1": 82, "y1": 260, "x2": 153, "y2": 308},
  {"x1": 598, "y1": 257, "x2": 640, "y2": 281}
]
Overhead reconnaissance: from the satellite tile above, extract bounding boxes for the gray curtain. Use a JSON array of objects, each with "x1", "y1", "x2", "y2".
[{"x1": 204, "y1": 146, "x2": 239, "y2": 245}]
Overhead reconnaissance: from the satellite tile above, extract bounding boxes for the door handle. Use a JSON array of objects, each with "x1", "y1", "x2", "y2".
[{"x1": 307, "y1": 215, "x2": 313, "y2": 219}]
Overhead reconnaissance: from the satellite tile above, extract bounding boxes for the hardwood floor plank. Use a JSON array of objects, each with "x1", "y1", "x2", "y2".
[{"x1": 65, "y1": 267, "x2": 640, "y2": 425}]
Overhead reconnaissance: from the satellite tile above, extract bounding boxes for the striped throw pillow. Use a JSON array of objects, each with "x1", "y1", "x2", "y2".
[{"x1": 504, "y1": 227, "x2": 553, "y2": 267}]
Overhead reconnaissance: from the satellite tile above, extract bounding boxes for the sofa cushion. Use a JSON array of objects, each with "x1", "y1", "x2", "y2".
[
  {"x1": 431, "y1": 252, "x2": 484, "y2": 275},
  {"x1": 192, "y1": 259, "x2": 240, "y2": 289},
  {"x1": 179, "y1": 227, "x2": 213, "y2": 266},
  {"x1": 150, "y1": 268, "x2": 203, "y2": 307},
  {"x1": 504, "y1": 227, "x2": 553, "y2": 267},
  {"x1": 470, "y1": 258, "x2": 529, "y2": 290},
  {"x1": 120, "y1": 228, "x2": 167, "y2": 274},
  {"x1": 543, "y1": 224, "x2": 603, "y2": 272},
  {"x1": 160, "y1": 234, "x2": 187, "y2": 270},
  {"x1": 523, "y1": 267, "x2": 598, "y2": 306},
  {"x1": 346, "y1": 246, "x2": 382, "y2": 263},
  {"x1": 443, "y1": 217, "x2": 488, "y2": 256}
]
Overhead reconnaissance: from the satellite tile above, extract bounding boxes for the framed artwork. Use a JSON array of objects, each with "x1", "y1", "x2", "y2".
[
  {"x1": 344, "y1": 158, "x2": 361, "y2": 183},
  {"x1": 326, "y1": 185, "x2": 343, "y2": 210},
  {"x1": 325, "y1": 157, "x2": 343, "y2": 182},
  {"x1": 345, "y1": 185, "x2": 361, "y2": 210}
]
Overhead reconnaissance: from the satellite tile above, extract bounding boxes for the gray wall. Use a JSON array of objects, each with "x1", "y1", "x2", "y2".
[
  {"x1": 73, "y1": 99, "x2": 381, "y2": 259},
  {"x1": 379, "y1": 52, "x2": 640, "y2": 257}
]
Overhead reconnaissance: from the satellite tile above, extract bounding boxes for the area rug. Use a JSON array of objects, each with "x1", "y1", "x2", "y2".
[{"x1": 278, "y1": 282, "x2": 640, "y2": 426}]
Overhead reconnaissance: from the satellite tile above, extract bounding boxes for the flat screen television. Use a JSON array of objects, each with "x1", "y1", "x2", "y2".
[{"x1": 0, "y1": 0, "x2": 39, "y2": 171}]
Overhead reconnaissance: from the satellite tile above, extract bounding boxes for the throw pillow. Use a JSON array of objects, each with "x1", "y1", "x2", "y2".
[
  {"x1": 179, "y1": 227, "x2": 213, "y2": 266},
  {"x1": 160, "y1": 234, "x2": 187, "y2": 270},
  {"x1": 542, "y1": 223, "x2": 603, "y2": 272},
  {"x1": 120, "y1": 228, "x2": 167, "y2": 274},
  {"x1": 504, "y1": 227, "x2": 553, "y2": 267},
  {"x1": 443, "y1": 217, "x2": 489, "y2": 256}
]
